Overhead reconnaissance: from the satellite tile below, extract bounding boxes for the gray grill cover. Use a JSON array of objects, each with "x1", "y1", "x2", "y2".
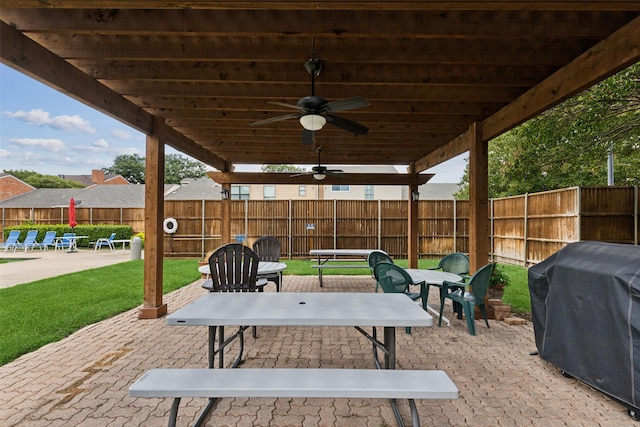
[{"x1": 528, "y1": 241, "x2": 640, "y2": 411}]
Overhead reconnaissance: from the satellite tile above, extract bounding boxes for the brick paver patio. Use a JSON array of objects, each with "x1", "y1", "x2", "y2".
[{"x1": 0, "y1": 275, "x2": 633, "y2": 426}]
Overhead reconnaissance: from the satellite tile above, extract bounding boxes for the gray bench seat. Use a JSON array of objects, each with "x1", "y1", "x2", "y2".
[{"x1": 130, "y1": 368, "x2": 458, "y2": 427}]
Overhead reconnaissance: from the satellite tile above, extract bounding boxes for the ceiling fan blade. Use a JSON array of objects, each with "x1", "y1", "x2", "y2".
[
  {"x1": 325, "y1": 114, "x2": 369, "y2": 135},
  {"x1": 268, "y1": 101, "x2": 305, "y2": 111},
  {"x1": 301, "y1": 129, "x2": 315, "y2": 145},
  {"x1": 290, "y1": 171, "x2": 312, "y2": 177},
  {"x1": 326, "y1": 170, "x2": 345, "y2": 177},
  {"x1": 250, "y1": 113, "x2": 300, "y2": 127},
  {"x1": 324, "y1": 96, "x2": 370, "y2": 113}
]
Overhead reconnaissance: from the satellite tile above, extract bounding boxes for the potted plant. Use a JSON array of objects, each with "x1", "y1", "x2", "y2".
[
  {"x1": 488, "y1": 264, "x2": 510, "y2": 299},
  {"x1": 485, "y1": 263, "x2": 512, "y2": 319}
]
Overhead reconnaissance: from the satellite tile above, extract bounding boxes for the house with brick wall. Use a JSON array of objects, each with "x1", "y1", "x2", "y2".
[{"x1": 0, "y1": 173, "x2": 36, "y2": 201}]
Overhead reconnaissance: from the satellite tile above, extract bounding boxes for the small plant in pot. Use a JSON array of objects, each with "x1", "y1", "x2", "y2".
[{"x1": 488, "y1": 264, "x2": 510, "y2": 300}]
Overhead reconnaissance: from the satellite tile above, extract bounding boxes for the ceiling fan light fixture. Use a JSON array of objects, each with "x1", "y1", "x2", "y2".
[
  {"x1": 313, "y1": 172, "x2": 327, "y2": 181},
  {"x1": 300, "y1": 114, "x2": 326, "y2": 131}
]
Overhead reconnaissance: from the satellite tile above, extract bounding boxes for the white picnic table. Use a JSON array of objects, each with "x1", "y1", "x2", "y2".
[
  {"x1": 309, "y1": 249, "x2": 382, "y2": 287},
  {"x1": 164, "y1": 291, "x2": 437, "y2": 426}
]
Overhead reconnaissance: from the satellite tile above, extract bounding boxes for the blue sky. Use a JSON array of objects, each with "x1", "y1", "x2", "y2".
[{"x1": 0, "y1": 64, "x2": 466, "y2": 182}]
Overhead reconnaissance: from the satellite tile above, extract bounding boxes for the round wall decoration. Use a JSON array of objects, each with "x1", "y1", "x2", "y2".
[{"x1": 163, "y1": 217, "x2": 178, "y2": 234}]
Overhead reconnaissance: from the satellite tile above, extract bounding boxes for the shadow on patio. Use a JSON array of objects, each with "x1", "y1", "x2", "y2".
[{"x1": 0, "y1": 275, "x2": 631, "y2": 426}]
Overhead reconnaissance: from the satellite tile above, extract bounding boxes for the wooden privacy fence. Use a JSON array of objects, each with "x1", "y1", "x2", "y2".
[{"x1": 2, "y1": 186, "x2": 637, "y2": 265}]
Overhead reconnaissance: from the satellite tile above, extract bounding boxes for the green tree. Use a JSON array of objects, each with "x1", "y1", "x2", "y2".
[
  {"x1": 3, "y1": 169, "x2": 85, "y2": 188},
  {"x1": 103, "y1": 153, "x2": 207, "y2": 184},
  {"x1": 457, "y1": 63, "x2": 640, "y2": 199},
  {"x1": 103, "y1": 154, "x2": 146, "y2": 184},
  {"x1": 261, "y1": 164, "x2": 305, "y2": 173},
  {"x1": 164, "y1": 154, "x2": 207, "y2": 184}
]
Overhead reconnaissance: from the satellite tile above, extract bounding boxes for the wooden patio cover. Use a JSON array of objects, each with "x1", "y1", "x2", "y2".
[{"x1": 1, "y1": 2, "x2": 639, "y2": 317}]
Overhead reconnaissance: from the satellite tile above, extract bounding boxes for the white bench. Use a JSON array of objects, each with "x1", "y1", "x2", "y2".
[{"x1": 130, "y1": 368, "x2": 458, "y2": 427}]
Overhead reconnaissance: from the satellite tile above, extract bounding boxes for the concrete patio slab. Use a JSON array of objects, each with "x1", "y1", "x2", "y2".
[{"x1": 0, "y1": 249, "x2": 138, "y2": 289}]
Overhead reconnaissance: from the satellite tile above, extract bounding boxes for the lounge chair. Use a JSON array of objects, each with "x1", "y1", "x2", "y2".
[
  {"x1": 55, "y1": 233, "x2": 76, "y2": 251},
  {"x1": 19, "y1": 230, "x2": 41, "y2": 251},
  {"x1": 93, "y1": 233, "x2": 116, "y2": 251},
  {"x1": 1, "y1": 230, "x2": 21, "y2": 252},
  {"x1": 40, "y1": 231, "x2": 57, "y2": 251}
]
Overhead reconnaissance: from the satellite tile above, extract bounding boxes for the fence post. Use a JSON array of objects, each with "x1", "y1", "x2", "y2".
[
  {"x1": 244, "y1": 199, "x2": 249, "y2": 238},
  {"x1": 490, "y1": 199, "x2": 494, "y2": 261},
  {"x1": 523, "y1": 193, "x2": 529, "y2": 266},
  {"x1": 288, "y1": 199, "x2": 292, "y2": 259},
  {"x1": 577, "y1": 187, "x2": 582, "y2": 241},
  {"x1": 453, "y1": 199, "x2": 457, "y2": 253},
  {"x1": 635, "y1": 186, "x2": 638, "y2": 245},
  {"x1": 201, "y1": 199, "x2": 206, "y2": 259},
  {"x1": 333, "y1": 199, "x2": 337, "y2": 249},
  {"x1": 378, "y1": 199, "x2": 382, "y2": 250}
]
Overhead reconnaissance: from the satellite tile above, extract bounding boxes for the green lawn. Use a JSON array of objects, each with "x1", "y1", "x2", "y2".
[
  {"x1": 0, "y1": 259, "x2": 200, "y2": 366},
  {"x1": 1, "y1": 257, "x2": 530, "y2": 366}
]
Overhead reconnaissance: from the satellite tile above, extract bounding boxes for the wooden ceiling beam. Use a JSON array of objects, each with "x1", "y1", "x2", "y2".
[
  {"x1": 3, "y1": 2, "x2": 640, "y2": 12},
  {"x1": 2, "y1": 9, "x2": 633, "y2": 38},
  {"x1": 208, "y1": 171, "x2": 434, "y2": 186},
  {"x1": 74, "y1": 60, "x2": 557, "y2": 86},
  {"x1": 32, "y1": 34, "x2": 593, "y2": 66},
  {"x1": 133, "y1": 97, "x2": 507, "y2": 115},
  {"x1": 158, "y1": 110, "x2": 486, "y2": 124},
  {"x1": 104, "y1": 81, "x2": 527, "y2": 103},
  {"x1": 170, "y1": 119, "x2": 468, "y2": 133}
]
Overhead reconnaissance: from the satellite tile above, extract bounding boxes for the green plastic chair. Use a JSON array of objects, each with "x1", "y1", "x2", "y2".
[
  {"x1": 367, "y1": 250, "x2": 394, "y2": 292},
  {"x1": 373, "y1": 262, "x2": 427, "y2": 334},
  {"x1": 429, "y1": 253, "x2": 470, "y2": 315},
  {"x1": 438, "y1": 262, "x2": 496, "y2": 335},
  {"x1": 429, "y1": 252, "x2": 470, "y2": 276}
]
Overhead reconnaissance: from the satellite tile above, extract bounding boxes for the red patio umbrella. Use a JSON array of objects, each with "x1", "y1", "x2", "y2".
[{"x1": 69, "y1": 198, "x2": 77, "y2": 229}]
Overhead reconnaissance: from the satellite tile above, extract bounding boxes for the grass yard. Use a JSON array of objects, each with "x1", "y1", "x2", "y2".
[
  {"x1": 0, "y1": 258, "x2": 200, "y2": 365},
  {"x1": 1, "y1": 257, "x2": 530, "y2": 366}
]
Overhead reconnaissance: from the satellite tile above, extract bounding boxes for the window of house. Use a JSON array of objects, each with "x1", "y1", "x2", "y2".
[
  {"x1": 331, "y1": 184, "x2": 350, "y2": 192},
  {"x1": 231, "y1": 185, "x2": 250, "y2": 200},
  {"x1": 263, "y1": 186, "x2": 276, "y2": 200},
  {"x1": 299, "y1": 185, "x2": 306, "y2": 196},
  {"x1": 365, "y1": 185, "x2": 374, "y2": 200}
]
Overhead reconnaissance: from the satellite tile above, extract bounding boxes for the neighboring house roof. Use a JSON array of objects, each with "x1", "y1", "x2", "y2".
[
  {"x1": 164, "y1": 178, "x2": 222, "y2": 200},
  {"x1": 0, "y1": 185, "x2": 148, "y2": 208},
  {"x1": 0, "y1": 174, "x2": 36, "y2": 201},
  {"x1": 418, "y1": 183, "x2": 461, "y2": 200},
  {"x1": 58, "y1": 170, "x2": 129, "y2": 187}
]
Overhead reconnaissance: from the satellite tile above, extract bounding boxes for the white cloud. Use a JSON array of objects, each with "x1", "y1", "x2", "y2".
[
  {"x1": 10, "y1": 137, "x2": 66, "y2": 152},
  {"x1": 118, "y1": 147, "x2": 142, "y2": 156},
  {"x1": 76, "y1": 138, "x2": 110, "y2": 152},
  {"x1": 3, "y1": 109, "x2": 96, "y2": 134},
  {"x1": 0, "y1": 149, "x2": 9, "y2": 158},
  {"x1": 111, "y1": 128, "x2": 132, "y2": 140}
]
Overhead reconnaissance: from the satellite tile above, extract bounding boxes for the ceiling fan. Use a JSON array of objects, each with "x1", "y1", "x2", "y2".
[
  {"x1": 290, "y1": 147, "x2": 344, "y2": 181},
  {"x1": 249, "y1": 57, "x2": 370, "y2": 145}
]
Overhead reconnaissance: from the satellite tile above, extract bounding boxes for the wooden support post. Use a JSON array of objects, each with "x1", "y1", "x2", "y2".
[
  {"x1": 139, "y1": 120, "x2": 167, "y2": 319},
  {"x1": 468, "y1": 122, "x2": 490, "y2": 273}
]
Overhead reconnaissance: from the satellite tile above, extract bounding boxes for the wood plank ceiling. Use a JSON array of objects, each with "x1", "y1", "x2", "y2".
[{"x1": 2, "y1": 2, "x2": 639, "y2": 176}]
